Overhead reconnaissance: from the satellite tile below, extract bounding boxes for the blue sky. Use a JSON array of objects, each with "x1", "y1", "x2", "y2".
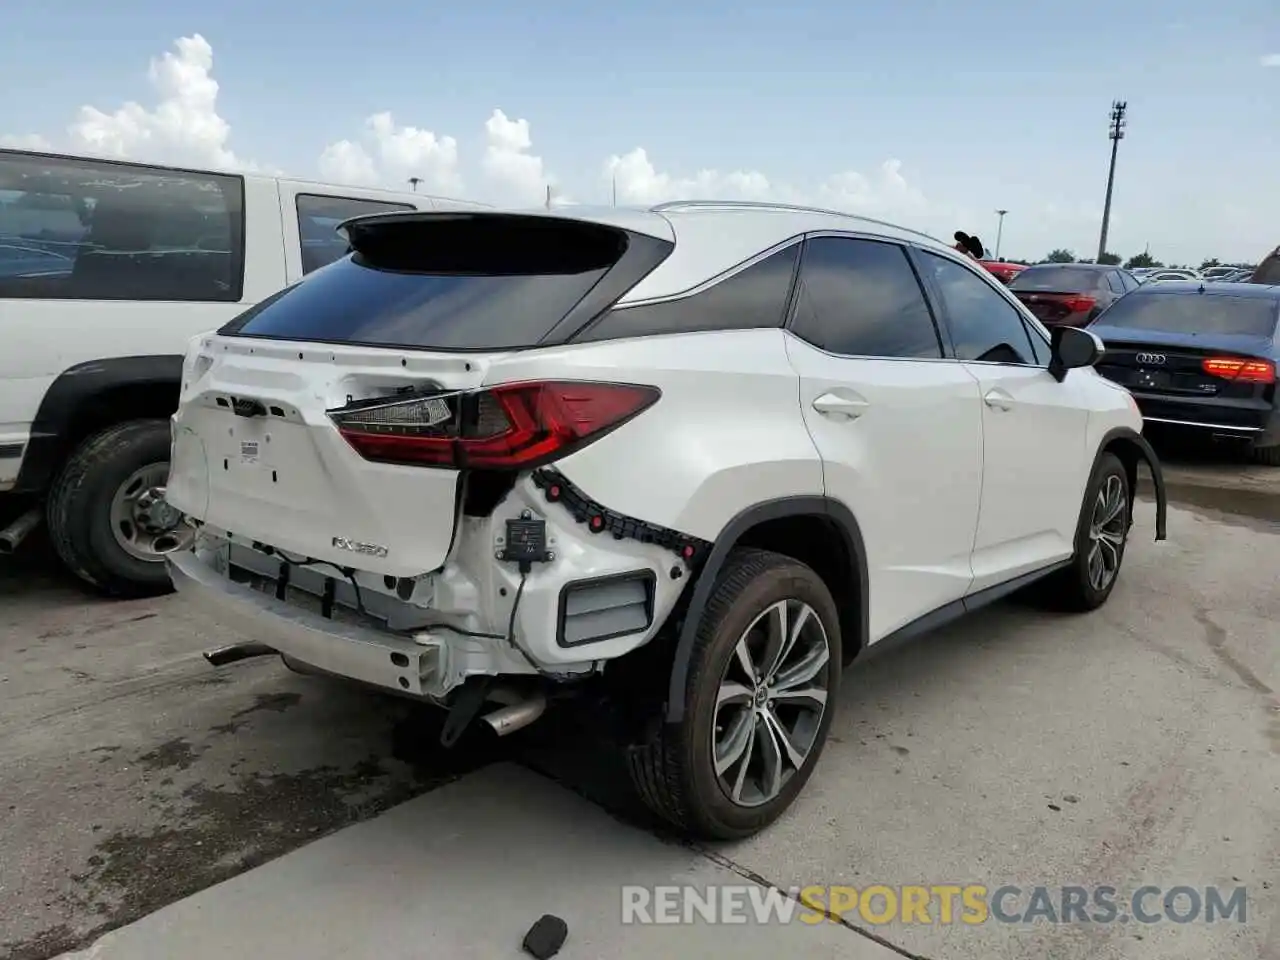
[{"x1": 2, "y1": 0, "x2": 1277, "y2": 264}]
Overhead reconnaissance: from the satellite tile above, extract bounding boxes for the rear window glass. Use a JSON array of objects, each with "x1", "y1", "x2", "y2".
[
  {"x1": 1096, "y1": 292, "x2": 1279, "y2": 337},
  {"x1": 227, "y1": 215, "x2": 629, "y2": 350},
  {"x1": 1009, "y1": 267, "x2": 1105, "y2": 293}
]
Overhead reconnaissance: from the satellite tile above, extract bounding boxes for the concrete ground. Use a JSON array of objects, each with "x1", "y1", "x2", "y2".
[{"x1": 1, "y1": 448, "x2": 1277, "y2": 960}]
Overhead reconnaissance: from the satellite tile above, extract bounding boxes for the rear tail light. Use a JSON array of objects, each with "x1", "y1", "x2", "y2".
[
  {"x1": 1061, "y1": 296, "x2": 1096, "y2": 313},
  {"x1": 328, "y1": 380, "x2": 660, "y2": 470},
  {"x1": 1201, "y1": 356, "x2": 1276, "y2": 384}
]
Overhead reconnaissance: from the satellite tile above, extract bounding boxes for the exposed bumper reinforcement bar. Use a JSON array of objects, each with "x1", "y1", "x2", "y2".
[{"x1": 168, "y1": 548, "x2": 435, "y2": 698}]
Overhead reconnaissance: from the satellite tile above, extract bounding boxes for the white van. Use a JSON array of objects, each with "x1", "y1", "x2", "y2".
[{"x1": 0, "y1": 147, "x2": 488, "y2": 596}]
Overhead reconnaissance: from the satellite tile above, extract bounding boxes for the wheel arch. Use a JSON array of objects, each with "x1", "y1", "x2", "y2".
[
  {"x1": 664, "y1": 496, "x2": 869, "y2": 724},
  {"x1": 1093, "y1": 426, "x2": 1168, "y2": 542},
  {"x1": 13, "y1": 355, "x2": 183, "y2": 495}
]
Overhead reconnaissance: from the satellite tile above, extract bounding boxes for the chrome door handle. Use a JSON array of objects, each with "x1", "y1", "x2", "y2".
[
  {"x1": 812, "y1": 392, "x2": 869, "y2": 418},
  {"x1": 983, "y1": 388, "x2": 1015, "y2": 411}
]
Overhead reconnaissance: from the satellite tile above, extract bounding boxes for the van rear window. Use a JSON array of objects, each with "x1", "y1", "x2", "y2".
[{"x1": 224, "y1": 214, "x2": 638, "y2": 350}]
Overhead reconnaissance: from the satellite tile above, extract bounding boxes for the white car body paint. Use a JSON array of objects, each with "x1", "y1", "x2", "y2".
[{"x1": 164, "y1": 201, "x2": 1148, "y2": 704}]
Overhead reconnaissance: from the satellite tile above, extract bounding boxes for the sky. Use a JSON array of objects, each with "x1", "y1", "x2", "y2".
[{"x1": 1, "y1": 0, "x2": 1277, "y2": 266}]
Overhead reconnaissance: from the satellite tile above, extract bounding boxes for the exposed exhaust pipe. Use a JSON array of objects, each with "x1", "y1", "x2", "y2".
[
  {"x1": 481, "y1": 689, "x2": 547, "y2": 736},
  {"x1": 0, "y1": 507, "x2": 42, "y2": 555},
  {"x1": 204, "y1": 642, "x2": 277, "y2": 666}
]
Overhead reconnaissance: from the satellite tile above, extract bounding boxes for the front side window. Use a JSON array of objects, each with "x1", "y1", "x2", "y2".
[
  {"x1": 788, "y1": 236, "x2": 942, "y2": 358},
  {"x1": 920, "y1": 252, "x2": 1038, "y2": 365},
  {"x1": 0, "y1": 151, "x2": 244, "y2": 301},
  {"x1": 296, "y1": 194, "x2": 414, "y2": 275}
]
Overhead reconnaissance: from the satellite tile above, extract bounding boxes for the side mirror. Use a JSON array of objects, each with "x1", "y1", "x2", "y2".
[{"x1": 1048, "y1": 326, "x2": 1105, "y2": 382}]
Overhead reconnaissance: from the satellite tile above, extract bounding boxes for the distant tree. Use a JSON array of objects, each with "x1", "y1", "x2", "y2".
[
  {"x1": 1199, "y1": 257, "x2": 1221, "y2": 270},
  {"x1": 1125, "y1": 251, "x2": 1161, "y2": 269},
  {"x1": 1045, "y1": 248, "x2": 1075, "y2": 263},
  {"x1": 1097, "y1": 251, "x2": 1122, "y2": 265}
]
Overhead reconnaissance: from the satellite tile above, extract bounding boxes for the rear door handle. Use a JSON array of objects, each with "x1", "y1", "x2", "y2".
[
  {"x1": 812, "y1": 391, "x2": 870, "y2": 418},
  {"x1": 983, "y1": 388, "x2": 1015, "y2": 411}
]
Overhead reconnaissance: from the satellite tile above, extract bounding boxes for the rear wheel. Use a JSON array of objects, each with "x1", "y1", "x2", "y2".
[
  {"x1": 47, "y1": 419, "x2": 178, "y2": 598},
  {"x1": 1037, "y1": 451, "x2": 1129, "y2": 611},
  {"x1": 628, "y1": 548, "x2": 841, "y2": 840}
]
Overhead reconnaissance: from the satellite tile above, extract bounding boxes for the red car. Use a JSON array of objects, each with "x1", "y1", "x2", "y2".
[{"x1": 980, "y1": 260, "x2": 1027, "y2": 285}]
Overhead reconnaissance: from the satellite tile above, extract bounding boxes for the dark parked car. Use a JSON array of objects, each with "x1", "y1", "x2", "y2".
[
  {"x1": 1089, "y1": 281, "x2": 1280, "y2": 465},
  {"x1": 1009, "y1": 263, "x2": 1140, "y2": 326}
]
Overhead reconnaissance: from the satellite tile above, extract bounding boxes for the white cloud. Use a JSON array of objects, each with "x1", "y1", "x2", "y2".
[
  {"x1": 1261, "y1": 53, "x2": 1280, "y2": 67},
  {"x1": 0, "y1": 133, "x2": 53, "y2": 150},
  {"x1": 318, "y1": 112, "x2": 461, "y2": 193},
  {"x1": 481, "y1": 109, "x2": 567, "y2": 206},
  {"x1": 605, "y1": 148, "x2": 928, "y2": 226},
  {"x1": 64, "y1": 34, "x2": 261, "y2": 172}
]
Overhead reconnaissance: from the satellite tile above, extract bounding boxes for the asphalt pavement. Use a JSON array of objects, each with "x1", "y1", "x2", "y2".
[{"x1": 1, "y1": 449, "x2": 1277, "y2": 960}]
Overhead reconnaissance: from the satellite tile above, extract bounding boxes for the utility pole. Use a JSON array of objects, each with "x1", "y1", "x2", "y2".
[
  {"x1": 1097, "y1": 100, "x2": 1127, "y2": 263},
  {"x1": 545, "y1": 184, "x2": 552, "y2": 210},
  {"x1": 994, "y1": 209, "x2": 1008, "y2": 259},
  {"x1": 408, "y1": 177, "x2": 422, "y2": 193}
]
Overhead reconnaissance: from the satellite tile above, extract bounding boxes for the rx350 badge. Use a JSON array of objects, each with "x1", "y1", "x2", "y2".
[{"x1": 331, "y1": 537, "x2": 389, "y2": 559}]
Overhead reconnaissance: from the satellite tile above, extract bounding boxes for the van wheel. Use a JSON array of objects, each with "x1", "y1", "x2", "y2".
[
  {"x1": 47, "y1": 420, "x2": 178, "y2": 598},
  {"x1": 628, "y1": 549, "x2": 841, "y2": 840},
  {"x1": 1037, "y1": 451, "x2": 1130, "y2": 611}
]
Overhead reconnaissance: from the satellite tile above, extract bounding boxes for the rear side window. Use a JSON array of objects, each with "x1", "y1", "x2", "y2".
[
  {"x1": 575, "y1": 243, "x2": 799, "y2": 342},
  {"x1": 789, "y1": 237, "x2": 942, "y2": 358},
  {"x1": 296, "y1": 193, "x2": 414, "y2": 275},
  {"x1": 226, "y1": 214, "x2": 637, "y2": 350},
  {"x1": 0, "y1": 150, "x2": 244, "y2": 301},
  {"x1": 1010, "y1": 266, "x2": 1105, "y2": 293},
  {"x1": 1096, "y1": 292, "x2": 1279, "y2": 337}
]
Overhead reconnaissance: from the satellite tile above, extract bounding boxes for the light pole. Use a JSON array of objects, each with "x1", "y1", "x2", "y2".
[
  {"x1": 408, "y1": 177, "x2": 422, "y2": 193},
  {"x1": 994, "y1": 209, "x2": 1008, "y2": 260},
  {"x1": 1097, "y1": 100, "x2": 1127, "y2": 263}
]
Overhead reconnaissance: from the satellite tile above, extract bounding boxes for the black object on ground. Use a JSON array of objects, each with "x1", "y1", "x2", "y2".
[{"x1": 522, "y1": 914, "x2": 568, "y2": 959}]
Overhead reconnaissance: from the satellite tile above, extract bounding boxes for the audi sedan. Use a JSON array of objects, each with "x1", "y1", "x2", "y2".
[{"x1": 1089, "y1": 281, "x2": 1280, "y2": 465}]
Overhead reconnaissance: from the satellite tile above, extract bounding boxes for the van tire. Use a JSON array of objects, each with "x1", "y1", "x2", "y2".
[{"x1": 47, "y1": 419, "x2": 176, "y2": 598}]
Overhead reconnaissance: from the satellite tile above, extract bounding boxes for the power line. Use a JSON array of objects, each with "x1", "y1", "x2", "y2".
[{"x1": 1097, "y1": 100, "x2": 1127, "y2": 262}]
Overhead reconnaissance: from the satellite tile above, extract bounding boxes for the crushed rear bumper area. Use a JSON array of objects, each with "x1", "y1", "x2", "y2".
[{"x1": 169, "y1": 547, "x2": 439, "y2": 698}]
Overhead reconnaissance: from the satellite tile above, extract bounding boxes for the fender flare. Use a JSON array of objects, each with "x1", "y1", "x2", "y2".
[
  {"x1": 13, "y1": 355, "x2": 183, "y2": 494},
  {"x1": 1095, "y1": 426, "x2": 1168, "y2": 542},
  {"x1": 664, "y1": 496, "x2": 869, "y2": 724}
]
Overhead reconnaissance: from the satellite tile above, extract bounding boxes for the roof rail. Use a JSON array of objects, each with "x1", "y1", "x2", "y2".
[{"x1": 649, "y1": 199, "x2": 943, "y2": 246}]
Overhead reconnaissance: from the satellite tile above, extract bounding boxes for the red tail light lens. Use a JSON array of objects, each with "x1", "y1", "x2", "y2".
[
  {"x1": 1061, "y1": 296, "x2": 1096, "y2": 313},
  {"x1": 328, "y1": 380, "x2": 660, "y2": 470},
  {"x1": 1201, "y1": 357, "x2": 1276, "y2": 384}
]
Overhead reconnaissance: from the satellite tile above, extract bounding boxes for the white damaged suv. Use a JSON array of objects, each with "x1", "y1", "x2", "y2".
[{"x1": 164, "y1": 201, "x2": 1168, "y2": 839}]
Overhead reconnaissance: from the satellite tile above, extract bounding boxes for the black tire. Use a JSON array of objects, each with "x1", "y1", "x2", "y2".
[
  {"x1": 46, "y1": 419, "x2": 176, "y2": 599},
  {"x1": 1250, "y1": 443, "x2": 1280, "y2": 467},
  {"x1": 1036, "y1": 451, "x2": 1130, "y2": 612},
  {"x1": 627, "y1": 548, "x2": 842, "y2": 840}
]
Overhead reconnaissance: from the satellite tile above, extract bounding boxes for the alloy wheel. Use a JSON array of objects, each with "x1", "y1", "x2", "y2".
[{"x1": 712, "y1": 598, "x2": 831, "y2": 807}]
